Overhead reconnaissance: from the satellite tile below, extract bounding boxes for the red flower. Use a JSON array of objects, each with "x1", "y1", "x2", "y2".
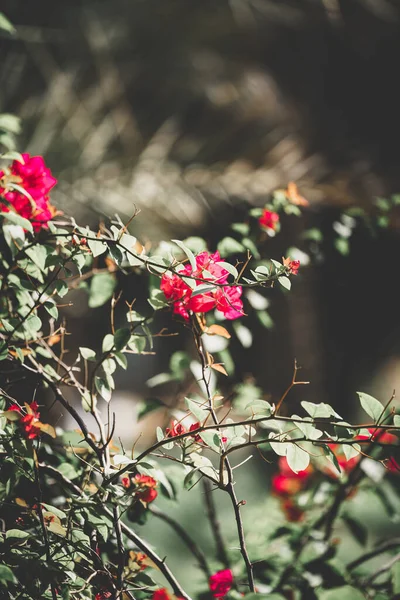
[
  {"x1": 9, "y1": 401, "x2": 42, "y2": 439},
  {"x1": 138, "y1": 487, "x2": 158, "y2": 503},
  {"x1": 160, "y1": 251, "x2": 243, "y2": 321},
  {"x1": 281, "y1": 499, "x2": 304, "y2": 522},
  {"x1": 0, "y1": 154, "x2": 57, "y2": 231},
  {"x1": 272, "y1": 457, "x2": 313, "y2": 521},
  {"x1": 95, "y1": 592, "x2": 112, "y2": 600},
  {"x1": 259, "y1": 209, "x2": 279, "y2": 232},
  {"x1": 209, "y1": 569, "x2": 233, "y2": 598},
  {"x1": 134, "y1": 474, "x2": 158, "y2": 504},
  {"x1": 166, "y1": 420, "x2": 187, "y2": 438},
  {"x1": 153, "y1": 589, "x2": 171, "y2": 600},
  {"x1": 283, "y1": 257, "x2": 300, "y2": 275},
  {"x1": 189, "y1": 422, "x2": 202, "y2": 442},
  {"x1": 121, "y1": 476, "x2": 131, "y2": 488}
]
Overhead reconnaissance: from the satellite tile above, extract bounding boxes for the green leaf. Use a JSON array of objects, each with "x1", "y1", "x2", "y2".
[
  {"x1": 231, "y1": 222, "x2": 249, "y2": 236},
  {"x1": 317, "y1": 586, "x2": 365, "y2": 600},
  {"x1": 87, "y1": 237, "x2": 107, "y2": 258},
  {"x1": 0, "y1": 116, "x2": 20, "y2": 134},
  {"x1": 58, "y1": 463, "x2": 80, "y2": 480},
  {"x1": 80, "y1": 347, "x2": 96, "y2": 361},
  {"x1": 1, "y1": 211, "x2": 33, "y2": 233},
  {"x1": 191, "y1": 283, "x2": 217, "y2": 297},
  {"x1": 54, "y1": 280, "x2": 69, "y2": 298},
  {"x1": 95, "y1": 376, "x2": 112, "y2": 402},
  {"x1": 292, "y1": 416, "x2": 323, "y2": 440},
  {"x1": 88, "y1": 272, "x2": 116, "y2": 308},
  {"x1": 357, "y1": 392, "x2": 384, "y2": 422},
  {"x1": 392, "y1": 560, "x2": 400, "y2": 594},
  {"x1": 102, "y1": 333, "x2": 114, "y2": 353},
  {"x1": 185, "y1": 397, "x2": 208, "y2": 422},
  {"x1": 301, "y1": 401, "x2": 341, "y2": 419},
  {"x1": 0, "y1": 13, "x2": 15, "y2": 34},
  {"x1": 114, "y1": 328, "x2": 131, "y2": 351},
  {"x1": 81, "y1": 390, "x2": 95, "y2": 412},
  {"x1": 182, "y1": 236, "x2": 207, "y2": 253},
  {"x1": 278, "y1": 276, "x2": 291, "y2": 290},
  {"x1": 342, "y1": 443, "x2": 361, "y2": 461},
  {"x1": 256, "y1": 309, "x2": 273, "y2": 329},
  {"x1": 172, "y1": 239, "x2": 197, "y2": 271},
  {"x1": 128, "y1": 336, "x2": 146, "y2": 354},
  {"x1": 43, "y1": 301, "x2": 58, "y2": 319},
  {"x1": 335, "y1": 238, "x2": 349, "y2": 256},
  {"x1": 199, "y1": 430, "x2": 221, "y2": 451},
  {"x1": 41, "y1": 503, "x2": 66, "y2": 520},
  {"x1": 216, "y1": 261, "x2": 238, "y2": 279},
  {"x1": 5, "y1": 529, "x2": 30, "y2": 540},
  {"x1": 286, "y1": 443, "x2": 310, "y2": 473},
  {"x1": 0, "y1": 565, "x2": 16, "y2": 583},
  {"x1": 217, "y1": 236, "x2": 245, "y2": 257}
]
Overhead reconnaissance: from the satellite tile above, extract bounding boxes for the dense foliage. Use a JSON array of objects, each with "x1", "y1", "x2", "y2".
[{"x1": 0, "y1": 146, "x2": 400, "y2": 600}]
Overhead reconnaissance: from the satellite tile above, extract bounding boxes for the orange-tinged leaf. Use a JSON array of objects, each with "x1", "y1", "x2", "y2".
[
  {"x1": 15, "y1": 498, "x2": 29, "y2": 507},
  {"x1": 105, "y1": 256, "x2": 118, "y2": 272},
  {"x1": 210, "y1": 363, "x2": 228, "y2": 376},
  {"x1": 48, "y1": 334, "x2": 61, "y2": 346},
  {"x1": 205, "y1": 324, "x2": 231, "y2": 339},
  {"x1": 286, "y1": 182, "x2": 309, "y2": 206},
  {"x1": 36, "y1": 422, "x2": 56, "y2": 438},
  {"x1": 9, "y1": 348, "x2": 31, "y2": 357}
]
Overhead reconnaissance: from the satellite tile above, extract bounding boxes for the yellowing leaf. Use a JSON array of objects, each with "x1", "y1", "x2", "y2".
[
  {"x1": 210, "y1": 363, "x2": 228, "y2": 376},
  {"x1": 2, "y1": 410, "x2": 21, "y2": 421},
  {"x1": 286, "y1": 182, "x2": 309, "y2": 206},
  {"x1": 36, "y1": 422, "x2": 56, "y2": 438},
  {"x1": 47, "y1": 521, "x2": 67, "y2": 537},
  {"x1": 15, "y1": 498, "x2": 29, "y2": 507},
  {"x1": 205, "y1": 324, "x2": 231, "y2": 339}
]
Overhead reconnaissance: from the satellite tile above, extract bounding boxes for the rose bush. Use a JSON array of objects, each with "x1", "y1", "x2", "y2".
[{"x1": 0, "y1": 147, "x2": 400, "y2": 600}]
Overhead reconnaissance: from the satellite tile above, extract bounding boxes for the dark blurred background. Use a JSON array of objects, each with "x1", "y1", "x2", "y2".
[{"x1": 2, "y1": 1, "x2": 400, "y2": 589}]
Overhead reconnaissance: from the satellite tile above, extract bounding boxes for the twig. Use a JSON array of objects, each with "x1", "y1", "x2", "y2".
[
  {"x1": 113, "y1": 505, "x2": 125, "y2": 597},
  {"x1": 275, "y1": 359, "x2": 309, "y2": 414},
  {"x1": 202, "y1": 479, "x2": 231, "y2": 571},
  {"x1": 193, "y1": 323, "x2": 255, "y2": 592},
  {"x1": 101, "y1": 507, "x2": 192, "y2": 600},
  {"x1": 149, "y1": 505, "x2": 211, "y2": 578},
  {"x1": 348, "y1": 539, "x2": 400, "y2": 571}
]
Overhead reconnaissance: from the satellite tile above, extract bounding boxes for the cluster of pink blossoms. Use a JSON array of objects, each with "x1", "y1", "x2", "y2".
[
  {"x1": 161, "y1": 251, "x2": 243, "y2": 321},
  {"x1": 0, "y1": 154, "x2": 57, "y2": 231}
]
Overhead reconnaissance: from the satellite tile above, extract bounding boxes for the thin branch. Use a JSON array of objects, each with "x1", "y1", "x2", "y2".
[
  {"x1": 348, "y1": 539, "x2": 400, "y2": 571},
  {"x1": 193, "y1": 322, "x2": 255, "y2": 592},
  {"x1": 101, "y1": 507, "x2": 192, "y2": 600},
  {"x1": 113, "y1": 505, "x2": 125, "y2": 596},
  {"x1": 202, "y1": 479, "x2": 231, "y2": 571},
  {"x1": 149, "y1": 505, "x2": 211, "y2": 578}
]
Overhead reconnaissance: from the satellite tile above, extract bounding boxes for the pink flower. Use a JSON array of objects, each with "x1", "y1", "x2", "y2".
[
  {"x1": 161, "y1": 251, "x2": 243, "y2": 321},
  {"x1": 0, "y1": 154, "x2": 57, "y2": 231},
  {"x1": 209, "y1": 569, "x2": 233, "y2": 598},
  {"x1": 259, "y1": 209, "x2": 279, "y2": 232}
]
